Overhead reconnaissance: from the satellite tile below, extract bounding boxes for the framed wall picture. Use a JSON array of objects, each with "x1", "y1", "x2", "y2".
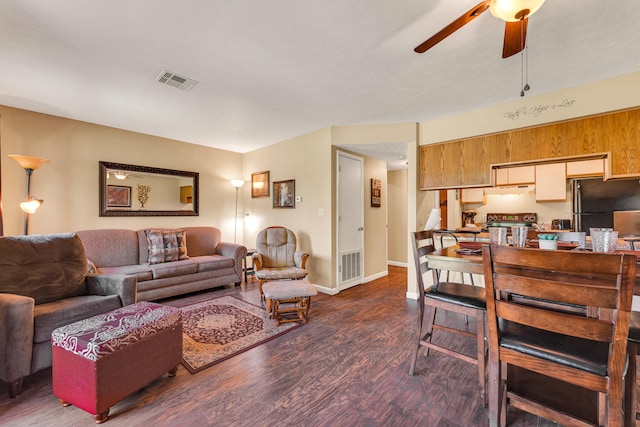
[
  {"x1": 371, "y1": 178, "x2": 381, "y2": 208},
  {"x1": 107, "y1": 185, "x2": 132, "y2": 208},
  {"x1": 251, "y1": 170, "x2": 270, "y2": 198},
  {"x1": 273, "y1": 179, "x2": 295, "y2": 208}
]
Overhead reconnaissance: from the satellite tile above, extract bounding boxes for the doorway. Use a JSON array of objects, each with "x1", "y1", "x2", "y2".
[
  {"x1": 337, "y1": 151, "x2": 364, "y2": 289},
  {"x1": 439, "y1": 190, "x2": 448, "y2": 229}
]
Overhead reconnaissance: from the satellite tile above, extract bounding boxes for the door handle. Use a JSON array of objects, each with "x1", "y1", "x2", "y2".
[{"x1": 358, "y1": 227, "x2": 364, "y2": 231}]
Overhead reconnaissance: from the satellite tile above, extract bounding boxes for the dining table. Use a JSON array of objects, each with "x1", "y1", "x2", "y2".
[{"x1": 427, "y1": 244, "x2": 640, "y2": 294}]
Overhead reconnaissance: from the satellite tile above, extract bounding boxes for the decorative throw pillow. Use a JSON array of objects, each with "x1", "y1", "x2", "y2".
[
  {"x1": 163, "y1": 230, "x2": 180, "y2": 262},
  {"x1": 146, "y1": 230, "x2": 166, "y2": 264},
  {"x1": 145, "y1": 229, "x2": 189, "y2": 264},
  {"x1": 175, "y1": 229, "x2": 188, "y2": 260}
]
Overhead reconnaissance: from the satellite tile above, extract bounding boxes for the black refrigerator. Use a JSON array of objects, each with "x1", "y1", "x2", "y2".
[{"x1": 572, "y1": 178, "x2": 640, "y2": 235}]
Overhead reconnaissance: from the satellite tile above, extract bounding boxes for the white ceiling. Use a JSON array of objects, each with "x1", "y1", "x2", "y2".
[{"x1": 1, "y1": 1, "x2": 639, "y2": 168}]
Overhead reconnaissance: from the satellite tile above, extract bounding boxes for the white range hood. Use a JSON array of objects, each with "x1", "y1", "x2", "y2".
[{"x1": 484, "y1": 185, "x2": 536, "y2": 196}]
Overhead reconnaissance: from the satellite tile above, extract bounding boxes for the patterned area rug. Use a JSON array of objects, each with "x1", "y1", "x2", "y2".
[{"x1": 181, "y1": 295, "x2": 301, "y2": 373}]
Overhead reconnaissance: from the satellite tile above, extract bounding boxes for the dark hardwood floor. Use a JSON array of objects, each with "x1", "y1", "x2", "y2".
[{"x1": 1, "y1": 266, "x2": 561, "y2": 426}]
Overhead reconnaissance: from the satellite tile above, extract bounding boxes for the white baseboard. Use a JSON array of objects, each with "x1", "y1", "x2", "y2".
[
  {"x1": 406, "y1": 291, "x2": 419, "y2": 300},
  {"x1": 388, "y1": 260, "x2": 408, "y2": 268},
  {"x1": 314, "y1": 284, "x2": 340, "y2": 295},
  {"x1": 363, "y1": 270, "x2": 388, "y2": 283}
]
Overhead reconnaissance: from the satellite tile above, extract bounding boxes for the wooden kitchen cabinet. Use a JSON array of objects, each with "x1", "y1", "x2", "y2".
[
  {"x1": 495, "y1": 166, "x2": 535, "y2": 186},
  {"x1": 461, "y1": 188, "x2": 485, "y2": 204},
  {"x1": 535, "y1": 163, "x2": 567, "y2": 202},
  {"x1": 419, "y1": 107, "x2": 640, "y2": 190},
  {"x1": 180, "y1": 185, "x2": 193, "y2": 203},
  {"x1": 566, "y1": 159, "x2": 604, "y2": 178},
  {"x1": 419, "y1": 141, "x2": 492, "y2": 189}
]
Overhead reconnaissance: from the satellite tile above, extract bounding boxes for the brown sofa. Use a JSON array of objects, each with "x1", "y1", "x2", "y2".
[
  {"x1": 76, "y1": 227, "x2": 246, "y2": 302},
  {"x1": 0, "y1": 233, "x2": 136, "y2": 397}
]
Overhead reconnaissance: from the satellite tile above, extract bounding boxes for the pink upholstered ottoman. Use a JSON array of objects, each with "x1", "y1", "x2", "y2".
[{"x1": 51, "y1": 301, "x2": 182, "y2": 423}]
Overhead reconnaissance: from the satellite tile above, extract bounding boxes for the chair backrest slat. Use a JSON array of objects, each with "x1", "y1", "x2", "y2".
[
  {"x1": 496, "y1": 301, "x2": 614, "y2": 342},
  {"x1": 493, "y1": 273, "x2": 619, "y2": 309},
  {"x1": 411, "y1": 230, "x2": 436, "y2": 295},
  {"x1": 490, "y1": 246, "x2": 626, "y2": 277}
]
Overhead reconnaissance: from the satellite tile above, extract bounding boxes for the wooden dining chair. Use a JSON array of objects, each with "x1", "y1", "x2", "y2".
[
  {"x1": 482, "y1": 245, "x2": 636, "y2": 427},
  {"x1": 409, "y1": 230, "x2": 487, "y2": 404},
  {"x1": 625, "y1": 312, "x2": 640, "y2": 427}
]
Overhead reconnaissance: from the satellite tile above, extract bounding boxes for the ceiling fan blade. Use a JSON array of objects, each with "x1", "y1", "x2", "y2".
[
  {"x1": 502, "y1": 18, "x2": 528, "y2": 58},
  {"x1": 414, "y1": 0, "x2": 491, "y2": 54}
]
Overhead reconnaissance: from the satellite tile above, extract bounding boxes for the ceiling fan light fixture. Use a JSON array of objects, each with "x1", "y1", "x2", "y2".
[
  {"x1": 490, "y1": 0, "x2": 545, "y2": 22},
  {"x1": 113, "y1": 171, "x2": 128, "y2": 180}
]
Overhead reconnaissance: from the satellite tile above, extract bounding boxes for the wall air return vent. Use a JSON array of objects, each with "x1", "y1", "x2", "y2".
[{"x1": 156, "y1": 70, "x2": 198, "y2": 92}]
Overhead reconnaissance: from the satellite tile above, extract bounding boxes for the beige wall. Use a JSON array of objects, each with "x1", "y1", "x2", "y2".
[
  {"x1": 388, "y1": 169, "x2": 408, "y2": 265},
  {"x1": 241, "y1": 128, "x2": 333, "y2": 289},
  {"x1": 363, "y1": 156, "x2": 388, "y2": 279},
  {"x1": 420, "y1": 72, "x2": 640, "y2": 146},
  {"x1": 0, "y1": 106, "x2": 243, "y2": 237}
]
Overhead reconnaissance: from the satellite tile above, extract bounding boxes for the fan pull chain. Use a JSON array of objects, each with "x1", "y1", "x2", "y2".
[
  {"x1": 520, "y1": 18, "x2": 530, "y2": 97},
  {"x1": 520, "y1": 49, "x2": 525, "y2": 97}
]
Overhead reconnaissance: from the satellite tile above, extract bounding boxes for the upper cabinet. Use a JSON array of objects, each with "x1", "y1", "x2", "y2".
[
  {"x1": 419, "y1": 140, "x2": 493, "y2": 188},
  {"x1": 535, "y1": 163, "x2": 567, "y2": 202},
  {"x1": 461, "y1": 188, "x2": 485, "y2": 204},
  {"x1": 419, "y1": 107, "x2": 640, "y2": 190},
  {"x1": 566, "y1": 158, "x2": 604, "y2": 178},
  {"x1": 495, "y1": 165, "x2": 535, "y2": 186}
]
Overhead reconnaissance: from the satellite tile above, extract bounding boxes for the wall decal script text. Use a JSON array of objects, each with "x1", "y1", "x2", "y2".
[{"x1": 504, "y1": 99, "x2": 576, "y2": 121}]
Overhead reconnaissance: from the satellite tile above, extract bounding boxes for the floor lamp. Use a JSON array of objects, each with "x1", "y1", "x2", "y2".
[
  {"x1": 9, "y1": 154, "x2": 49, "y2": 235},
  {"x1": 230, "y1": 179, "x2": 245, "y2": 243}
]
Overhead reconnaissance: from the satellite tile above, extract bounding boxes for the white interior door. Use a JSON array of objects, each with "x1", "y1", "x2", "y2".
[{"x1": 337, "y1": 151, "x2": 364, "y2": 289}]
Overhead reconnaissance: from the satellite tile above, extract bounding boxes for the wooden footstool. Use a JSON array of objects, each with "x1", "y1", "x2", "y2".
[
  {"x1": 51, "y1": 301, "x2": 182, "y2": 424},
  {"x1": 262, "y1": 280, "x2": 318, "y2": 326}
]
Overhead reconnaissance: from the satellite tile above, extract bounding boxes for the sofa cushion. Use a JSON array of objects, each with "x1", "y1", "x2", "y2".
[
  {"x1": 149, "y1": 259, "x2": 198, "y2": 279},
  {"x1": 33, "y1": 294, "x2": 122, "y2": 343},
  {"x1": 145, "y1": 229, "x2": 189, "y2": 264},
  {"x1": 0, "y1": 233, "x2": 88, "y2": 305},
  {"x1": 76, "y1": 229, "x2": 140, "y2": 268},
  {"x1": 183, "y1": 227, "x2": 221, "y2": 257},
  {"x1": 193, "y1": 255, "x2": 234, "y2": 273},
  {"x1": 98, "y1": 265, "x2": 153, "y2": 282}
]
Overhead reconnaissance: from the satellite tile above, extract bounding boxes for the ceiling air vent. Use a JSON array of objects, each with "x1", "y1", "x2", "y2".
[{"x1": 156, "y1": 70, "x2": 198, "y2": 92}]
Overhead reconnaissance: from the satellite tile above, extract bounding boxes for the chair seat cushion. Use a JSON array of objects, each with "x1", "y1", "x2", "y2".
[
  {"x1": 263, "y1": 280, "x2": 318, "y2": 300},
  {"x1": 255, "y1": 267, "x2": 308, "y2": 281},
  {"x1": 500, "y1": 321, "x2": 609, "y2": 376},
  {"x1": 425, "y1": 282, "x2": 486, "y2": 310}
]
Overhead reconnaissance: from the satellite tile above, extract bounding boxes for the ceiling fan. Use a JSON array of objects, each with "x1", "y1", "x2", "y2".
[{"x1": 414, "y1": 0, "x2": 545, "y2": 58}]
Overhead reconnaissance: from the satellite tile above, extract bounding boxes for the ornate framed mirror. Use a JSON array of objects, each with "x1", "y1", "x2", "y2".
[{"x1": 99, "y1": 161, "x2": 199, "y2": 217}]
